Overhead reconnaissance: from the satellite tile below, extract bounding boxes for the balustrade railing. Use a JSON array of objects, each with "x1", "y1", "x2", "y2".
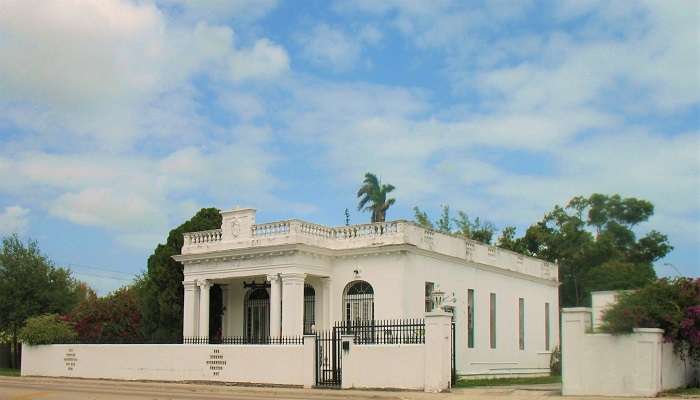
[
  {"x1": 184, "y1": 229, "x2": 223, "y2": 245},
  {"x1": 252, "y1": 221, "x2": 290, "y2": 236}
]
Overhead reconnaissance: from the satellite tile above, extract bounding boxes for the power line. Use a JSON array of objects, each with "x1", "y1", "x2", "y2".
[{"x1": 54, "y1": 260, "x2": 138, "y2": 278}]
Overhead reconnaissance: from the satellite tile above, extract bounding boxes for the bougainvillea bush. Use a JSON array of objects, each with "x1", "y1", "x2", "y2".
[
  {"x1": 66, "y1": 286, "x2": 143, "y2": 343},
  {"x1": 600, "y1": 277, "x2": 700, "y2": 365}
]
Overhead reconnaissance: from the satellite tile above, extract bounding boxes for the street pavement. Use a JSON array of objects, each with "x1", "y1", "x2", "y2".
[{"x1": 0, "y1": 376, "x2": 687, "y2": 400}]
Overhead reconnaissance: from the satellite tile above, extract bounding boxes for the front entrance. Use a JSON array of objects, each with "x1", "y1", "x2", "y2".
[
  {"x1": 244, "y1": 287, "x2": 269, "y2": 342},
  {"x1": 315, "y1": 326, "x2": 342, "y2": 387}
]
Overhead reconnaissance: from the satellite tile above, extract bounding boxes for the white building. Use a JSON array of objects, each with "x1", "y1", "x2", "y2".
[{"x1": 173, "y1": 207, "x2": 559, "y2": 377}]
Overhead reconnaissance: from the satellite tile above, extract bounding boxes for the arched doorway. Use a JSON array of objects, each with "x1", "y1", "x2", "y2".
[
  {"x1": 343, "y1": 280, "x2": 374, "y2": 323},
  {"x1": 303, "y1": 284, "x2": 315, "y2": 334},
  {"x1": 244, "y1": 287, "x2": 269, "y2": 342}
]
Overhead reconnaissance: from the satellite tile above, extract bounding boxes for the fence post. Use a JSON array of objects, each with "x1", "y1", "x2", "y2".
[
  {"x1": 424, "y1": 311, "x2": 452, "y2": 392},
  {"x1": 303, "y1": 335, "x2": 316, "y2": 388},
  {"x1": 561, "y1": 308, "x2": 591, "y2": 395},
  {"x1": 339, "y1": 334, "x2": 354, "y2": 389}
]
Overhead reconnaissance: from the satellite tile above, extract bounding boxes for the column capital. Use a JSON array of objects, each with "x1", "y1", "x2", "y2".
[
  {"x1": 183, "y1": 280, "x2": 198, "y2": 289},
  {"x1": 197, "y1": 279, "x2": 213, "y2": 289},
  {"x1": 267, "y1": 273, "x2": 280, "y2": 282}
]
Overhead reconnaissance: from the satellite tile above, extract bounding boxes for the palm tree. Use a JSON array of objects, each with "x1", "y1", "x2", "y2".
[{"x1": 356, "y1": 172, "x2": 396, "y2": 223}]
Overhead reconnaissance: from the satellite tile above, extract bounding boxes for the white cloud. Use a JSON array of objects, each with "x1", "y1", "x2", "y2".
[
  {"x1": 50, "y1": 188, "x2": 166, "y2": 232},
  {"x1": 0, "y1": 206, "x2": 30, "y2": 235},
  {"x1": 0, "y1": 0, "x2": 288, "y2": 149},
  {"x1": 298, "y1": 24, "x2": 362, "y2": 71},
  {"x1": 297, "y1": 23, "x2": 382, "y2": 72},
  {"x1": 228, "y1": 39, "x2": 290, "y2": 81}
]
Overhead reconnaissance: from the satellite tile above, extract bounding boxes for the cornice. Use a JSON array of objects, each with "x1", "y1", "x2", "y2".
[{"x1": 173, "y1": 242, "x2": 557, "y2": 286}]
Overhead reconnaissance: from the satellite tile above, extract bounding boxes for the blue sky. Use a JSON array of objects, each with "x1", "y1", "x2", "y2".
[{"x1": 0, "y1": 0, "x2": 698, "y2": 294}]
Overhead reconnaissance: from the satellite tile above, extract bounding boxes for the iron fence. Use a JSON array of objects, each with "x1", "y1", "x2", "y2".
[
  {"x1": 335, "y1": 318, "x2": 425, "y2": 344},
  {"x1": 183, "y1": 336, "x2": 304, "y2": 345}
]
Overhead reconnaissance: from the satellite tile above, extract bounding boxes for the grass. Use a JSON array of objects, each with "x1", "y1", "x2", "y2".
[
  {"x1": 455, "y1": 375, "x2": 561, "y2": 388},
  {"x1": 662, "y1": 387, "x2": 700, "y2": 397},
  {"x1": 0, "y1": 368, "x2": 20, "y2": 377}
]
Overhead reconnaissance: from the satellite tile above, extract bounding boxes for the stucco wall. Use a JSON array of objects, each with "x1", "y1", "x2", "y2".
[
  {"x1": 406, "y1": 252, "x2": 559, "y2": 376},
  {"x1": 562, "y1": 308, "x2": 697, "y2": 397},
  {"x1": 22, "y1": 343, "x2": 310, "y2": 386},
  {"x1": 342, "y1": 344, "x2": 425, "y2": 390}
]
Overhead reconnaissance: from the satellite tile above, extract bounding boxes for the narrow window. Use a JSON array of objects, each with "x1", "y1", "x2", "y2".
[
  {"x1": 545, "y1": 302, "x2": 550, "y2": 351},
  {"x1": 425, "y1": 282, "x2": 435, "y2": 312},
  {"x1": 518, "y1": 298, "x2": 525, "y2": 350},
  {"x1": 489, "y1": 293, "x2": 496, "y2": 349},
  {"x1": 467, "y1": 289, "x2": 475, "y2": 348}
]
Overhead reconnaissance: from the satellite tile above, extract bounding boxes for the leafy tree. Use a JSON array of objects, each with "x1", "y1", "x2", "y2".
[
  {"x1": 413, "y1": 205, "x2": 496, "y2": 244},
  {"x1": 67, "y1": 286, "x2": 143, "y2": 343},
  {"x1": 436, "y1": 205, "x2": 452, "y2": 233},
  {"x1": 0, "y1": 235, "x2": 83, "y2": 367},
  {"x1": 452, "y1": 211, "x2": 496, "y2": 244},
  {"x1": 140, "y1": 208, "x2": 221, "y2": 342},
  {"x1": 497, "y1": 226, "x2": 527, "y2": 253},
  {"x1": 19, "y1": 314, "x2": 77, "y2": 345},
  {"x1": 510, "y1": 194, "x2": 672, "y2": 306},
  {"x1": 413, "y1": 207, "x2": 434, "y2": 230},
  {"x1": 357, "y1": 172, "x2": 396, "y2": 223},
  {"x1": 600, "y1": 278, "x2": 700, "y2": 365}
]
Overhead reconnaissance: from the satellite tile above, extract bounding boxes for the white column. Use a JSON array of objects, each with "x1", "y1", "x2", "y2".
[
  {"x1": 281, "y1": 272, "x2": 306, "y2": 336},
  {"x1": 182, "y1": 280, "x2": 199, "y2": 338},
  {"x1": 267, "y1": 274, "x2": 281, "y2": 337},
  {"x1": 220, "y1": 284, "x2": 230, "y2": 337},
  {"x1": 198, "y1": 279, "x2": 212, "y2": 338},
  {"x1": 321, "y1": 277, "x2": 332, "y2": 329}
]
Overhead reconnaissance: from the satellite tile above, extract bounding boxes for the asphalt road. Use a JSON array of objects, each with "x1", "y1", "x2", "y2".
[{"x1": 0, "y1": 376, "x2": 681, "y2": 400}]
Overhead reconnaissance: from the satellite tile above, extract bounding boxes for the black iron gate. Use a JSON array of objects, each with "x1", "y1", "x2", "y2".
[{"x1": 315, "y1": 327, "x2": 342, "y2": 387}]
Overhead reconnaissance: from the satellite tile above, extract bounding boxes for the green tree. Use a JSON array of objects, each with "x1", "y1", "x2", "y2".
[
  {"x1": 357, "y1": 172, "x2": 396, "y2": 223},
  {"x1": 140, "y1": 208, "x2": 221, "y2": 342},
  {"x1": 514, "y1": 194, "x2": 672, "y2": 307},
  {"x1": 497, "y1": 226, "x2": 527, "y2": 253},
  {"x1": 0, "y1": 235, "x2": 83, "y2": 368},
  {"x1": 19, "y1": 314, "x2": 77, "y2": 345},
  {"x1": 413, "y1": 207, "x2": 434, "y2": 229},
  {"x1": 453, "y1": 211, "x2": 496, "y2": 244},
  {"x1": 413, "y1": 206, "x2": 496, "y2": 244}
]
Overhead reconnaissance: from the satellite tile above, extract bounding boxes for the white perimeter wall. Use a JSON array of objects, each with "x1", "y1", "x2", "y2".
[
  {"x1": 22, "y1": 343, "x2": 310, "y2": 386},
  {"x1": 562, "y1": 308, "x2": 697, "y2": 397},
  {"x1": 342, "y1": 344, "x2": 425, "y2": 390}
]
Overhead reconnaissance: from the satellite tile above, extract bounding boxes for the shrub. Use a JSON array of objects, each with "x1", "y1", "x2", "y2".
[
  {"x1": 600, "y1": 277, "x2": 700, "y2": 365},
  {"x1": 550, "y1": 345, "x2": 561, "y2": 376},
  {"x1": 66, "y1": 286, "x2": 143, "y2": 343},
  {"x1": 19, "y1": 314, "x2": 77, "y2": 345}
]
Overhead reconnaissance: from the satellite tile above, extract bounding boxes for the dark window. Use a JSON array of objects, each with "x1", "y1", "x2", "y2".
[
  {"x1": 545, "y1": 302, "x2": 551, "y2": 351},
  {"x1": 518, "y1": 298, "x2": 525, "y2": 350},
  {"x1": 489, "y1": 293, "x2": 496, "y2": 349},
  {"x1": 467, "y1": 289, "x2": 475, "y2": 348},
  {"x1": 304, "y1": 284, "x2": 315, "y2": 334},
  {"x1": 425, "y1": 282, "x2": 435, "y2": 312},
  {"x1": 343, "y1": 280, "x2": 374, "y2": 323}
]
